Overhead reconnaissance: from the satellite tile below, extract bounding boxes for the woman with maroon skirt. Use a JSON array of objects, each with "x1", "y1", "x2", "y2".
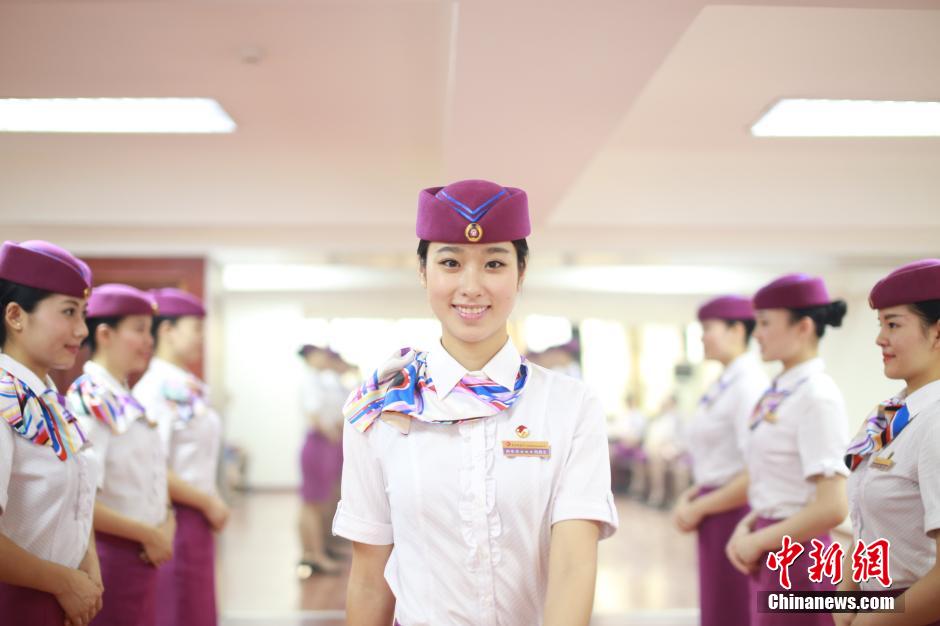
[
  {"x1": 0, "y1": 240, "x2": 102, "y2": 626},
  {"x1": 296, "y1": 344, "x2": 345, "y2": 577},
  {"x1": 836, "y1": 260, "x2": 940, "y2": 626},
  {"x1": 67, "y1": 284, "x2": 175, "y2": 626},
  {"x1": 134, "y1": 288, "x2": 228, "y2": 626},
  {"x1": 726, "y1": 273, "x2": 850, "y2": 626},
  {"x1": 674, "y1": 295, "x2": 768, "y2": 626}
]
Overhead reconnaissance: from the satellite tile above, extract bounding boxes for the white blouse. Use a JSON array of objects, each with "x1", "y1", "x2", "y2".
[
  {"x1": 848, "y1": 379, "x2": 940, "y2": 590},
  {"x1": 746, "y1": 357, "x2": 850, "y2": 519},
  {"x1": 69, "y1": 361, "x2": 169, "y2": 527},
  {"x1": 0, "y1": 354, "x2": 96, "y2": 568},
  {"x1": 133, "y1": 358, "x2": 222, "y2": 497},
  {"x1": 687, "y1": 353, "x2": 768, "y2": 488},
  {"x1": 333, "y1": 340, "x2": 618, "y2": 626}
]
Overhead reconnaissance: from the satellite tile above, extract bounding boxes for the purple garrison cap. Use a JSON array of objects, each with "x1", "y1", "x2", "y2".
[
  {"x1": 0, "y1": 240, "x2": 92, "y2": 298},
  {"x1": 88, "y1": 283, "x2": 158, "y2": 318},
  {"x1": 150, "y1": 288, "x2": 206, "y2": 318},
  {"x1": 697, "y1": 295, "x2": 755, "y2": 322},
  {"x1": 753, "y1": 273, "x2": 831, "y2": 310},
  {"x1": 417, "y1": 179, "x2": 530, "y2": 244},
  {"x1": 298, "y1": 344, "x2": 322, "y2": 357},
  {"x1": 869, "y1": 259, "x2": 940, "y2": 309}
]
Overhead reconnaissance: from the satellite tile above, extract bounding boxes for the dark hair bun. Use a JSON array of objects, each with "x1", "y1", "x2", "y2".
[{"x1": 825, "y1": 299, "x2": 848, "y2": 328}]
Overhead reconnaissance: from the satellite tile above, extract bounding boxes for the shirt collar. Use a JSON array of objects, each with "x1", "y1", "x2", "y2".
[
  {"x1": 0, "y1": 353, "x2": 56, "y2": 393},
  {"x1": 723, "y1": 352, "x2": 757, "y2": 381},
  {"x1": 428, "y1": 338, "x2": 521, "y2": 398},
  {"x1": 83, "y1": 360, "x2": 130, "y2": 395},
  {"x1": 774, "y1": 356, "x2": 825, "y2": 390},
  {"x1": 901, "y1": 378, "x2": 940, "y2": 420},
  {"x1": 148, "y1": 357, "x2": 192, "y2": 381}
]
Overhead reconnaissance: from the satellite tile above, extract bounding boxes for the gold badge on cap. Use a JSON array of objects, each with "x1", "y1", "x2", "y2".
[
  {"x1": 83, "y1": 287, "x2": 90, "y2": 298},
  {"x1": 465, "y1": 222, "x2": 483, "y2": 243}
]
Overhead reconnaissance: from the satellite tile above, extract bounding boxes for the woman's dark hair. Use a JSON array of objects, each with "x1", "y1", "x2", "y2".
[
  {"x1": 725, "y1": 319, "x2": 756, "y2": 343},
  {"x1": 150, "y1": 315, "x2": 180, "y2": 348},
  {"x1": 417, "y1": 239, "x2": 529, "y2": 273},
  {"x1": 910, "y1": 299, "x2": 940, "y2": 331},
  {"x1": 788, "y1": 299, "x2": 848, "y2": 338},
  {"x1": 0, "y1": 279, "x2": 54, "y2": 347},
  {"x1": 83, "y1": 316, "x2": 124, "y2": 354}
]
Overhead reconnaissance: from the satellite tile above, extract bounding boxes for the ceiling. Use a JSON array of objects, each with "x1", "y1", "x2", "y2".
[{"x1": 1, "y1": 0, "x2": 938, "y2": 266}]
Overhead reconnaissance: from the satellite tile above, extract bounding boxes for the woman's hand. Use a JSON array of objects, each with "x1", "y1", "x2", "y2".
[
  {"x1": 726, "y1": 518, "x2": 760, "y2": 575},
  {"x1": 54, "y1": 567, "x2": 103, "y2": 626},
  {"x1": 203, "y1": 495, "x2": 231, "y2": 532},
  {"x1": 673, "y1": 488, "x2": 705, "y2": 533},
  {"x1": 141, "y1": 521, "x2": 174, "y2": 566}
]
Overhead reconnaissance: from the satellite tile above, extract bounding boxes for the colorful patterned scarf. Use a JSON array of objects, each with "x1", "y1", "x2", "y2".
[
  {"x1": 0, "y1": 369, "x2": 87, "y2": 461},
  {"x1": 699, "y1": 373, "x2": 739, "y2": 410},
  {"x1": 68, "y1": 373, "x2": 152, "y2": 434},
  {"x1": 845, "y1": 399, "x2": 910, "y2": 471},
  {"x1": 748, "y1": 377, "x2": 810, "y2": 430},
  {"x1": 161, "y1": 375, "x2": 209, "y2": 423},
  {"x1": 344, "y1": 348, "x2": 529, "y2": 433}
]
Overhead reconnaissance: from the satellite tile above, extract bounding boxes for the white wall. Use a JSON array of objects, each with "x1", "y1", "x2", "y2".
[{"x1": 213, "y1": 274, "x2": 900, "y2": 488}]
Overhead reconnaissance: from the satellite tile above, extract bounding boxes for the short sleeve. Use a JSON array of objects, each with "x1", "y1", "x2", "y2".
[
  {"x1": 797, "y1": 393, "x2": 850, "y2": 480},
  {"x1": 550, "y1": 388, "x2": 619, "y2": 539},
  {"x1": 76, "y1": 417, "x2": 110, "y2": 490},
  {"x1": 331, "y1": 419, "x2": 393, "y2": 545},
  {"x1": 0, "y1": 424, "x2": 13, "y2": 513},
  {"x1": 918, "y1": 415, "x2": 940, "y2": 533}
]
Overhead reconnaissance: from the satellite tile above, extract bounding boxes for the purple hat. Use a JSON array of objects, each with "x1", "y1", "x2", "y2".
[
  {"x1": 88, "y1": 284, "x2": 158, "y2": 318},
  {"x1": 697, "y1": 295, "x2": 755, "y2": 321},
  {"x1": 417, "y1": 179, "x2": 530, "y2": 244},
  {"x1": 753, "y1": 273, "x2": 832, "y2": 310},
  {"x1": 150, "y1": 288, "x2": 206, "y2": 317},
  {"x1": 0, "y1": 240, "x2": 92, "y2": 298},
  {"x1": 869, "y1": 259, "x2": 940, "y2": 309},
  {"x1": 298, "y1": 344, "x2": 321, "y2": 357}
]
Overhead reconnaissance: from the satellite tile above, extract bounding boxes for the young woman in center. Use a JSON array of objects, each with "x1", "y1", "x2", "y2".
[
  {"x1": 674, "y1": 295, "x2": 768, "y2": 626},
  {"x1": 726, "y1": 273, "x2": 850, "y2": 626},
  {"x1": 334, "y1": 179, "x2": 619, "y2": 626}
]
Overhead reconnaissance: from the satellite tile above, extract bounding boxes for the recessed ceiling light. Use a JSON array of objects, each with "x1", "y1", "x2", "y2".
[
  {"x1": 0, "y1": 98, "x2": 236, "y2": 133},
  {"x1": 751, "y1": 98, "x2": 940, "y2": 137}
]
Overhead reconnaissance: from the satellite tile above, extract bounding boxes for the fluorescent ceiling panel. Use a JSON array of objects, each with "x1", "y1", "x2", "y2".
[
  {"x1": 752, "y1": 99, "x2": 940, "y2": 137},
  {"x1": 0, "y1": 98, "x2": 236, "y2": 133}
]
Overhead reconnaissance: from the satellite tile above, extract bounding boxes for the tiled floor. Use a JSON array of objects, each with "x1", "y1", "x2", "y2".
[{"x1": 218, "y1": 492, "x2": 700, "y2": 625}]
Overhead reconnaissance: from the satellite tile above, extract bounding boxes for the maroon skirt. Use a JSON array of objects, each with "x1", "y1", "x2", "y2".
[
  {"x1": 749, "y1": 517, "x2": 835, "y2": 626},
  {"x1": 154, "y1": 504, "x2": 217, "y2": 626},
  {"x1": 300, "y1": 429, "x2": 343, "y2": 503},
  {"x1": 696, "y1": 485, "x2": 751, "y2": 626},
  {"x1": 91, "y1": 531, "x2": 158, "y2": 626},
  {"x1": 0, "y1": 582, "x2": 63, "y2": 625}
]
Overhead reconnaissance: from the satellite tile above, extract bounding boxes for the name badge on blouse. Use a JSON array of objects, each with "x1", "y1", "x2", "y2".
[
  {"x1": 502, "y1": 440, "x2": 551, "y2": 459},
  {"x1": 871, "y1": 452, "x2": 895, "y2": 471}
]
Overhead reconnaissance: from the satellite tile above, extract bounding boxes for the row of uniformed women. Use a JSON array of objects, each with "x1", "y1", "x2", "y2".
[
  {"x1": 677, "y1": 264, "x2": 940, "y2": 626},
  {"x1": 0, "y1": 240, "x2": 226, "y2": 626}
]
